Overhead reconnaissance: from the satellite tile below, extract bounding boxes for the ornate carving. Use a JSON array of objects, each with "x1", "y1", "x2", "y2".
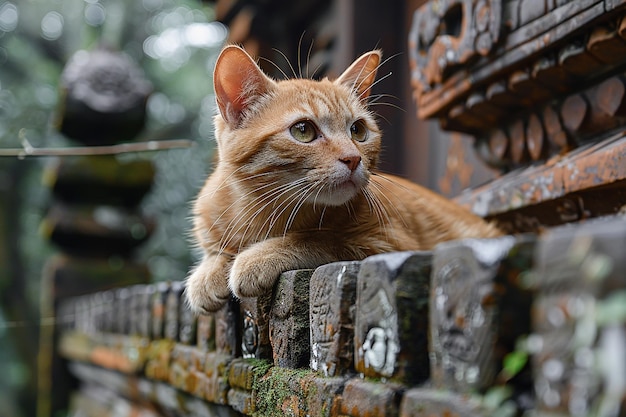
[
  {"x1": 431, "y1": 236, "x2": 535, "y2": 393},
  {"x1": 239, "y1": 292, "x2": 272, "y2": 360},
  {"x1": 269, "y1": 270, "x2": 313, "y2": 368},
  {"x1": 354, "y1": 252, "x2": 431, "y2": 385},
  {"x1": 310, "y1": 261, "x2": 360, "y2": 376},
  {"x1": 409, "y1": 0, "x2": 502, "y2": 93},
  {"x1": 215, "y1": 297, "x2": 239, "y2": 357}
]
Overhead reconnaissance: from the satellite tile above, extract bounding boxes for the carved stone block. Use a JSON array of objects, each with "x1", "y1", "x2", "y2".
[
  {"x1": 215, "y1": 297, "x2": 240, "y2": 357},
  {"x1": 129, "y1": 284, "x2": 152, "y2": 337},
  {"x1": 239, "y1": 292, "x2": 273, "y2": 360},
  {"x1": 531, "y1": 217, "x2": 626, "y2": 415},
  {"x1": 354, "y1": 252, "x2": 431, "y2": 385},
  {"x1": 114, "y1": 287, "x2": 131, "y2": 334},
  {"x1": 270, "y1": 269, "x2": 314, "y2": 368},
  {"x1": 165, "y1": 281, "x2": 184, "y2": 341},
  {"x1": 179, "y1": 290, "x2": 197, "y2": 345},
  {"x1": 430, "y1": 236, "x2": 536, "y2": 393},
  {"x1": 310, "y1": 261, "x2": 360, "y2": 376},
  {"x1": 196, "y1": 313, "x2": 216, "y2": 351},
  {"x1": 151, "y1": 282, "x2": 170, "y2": 339}
]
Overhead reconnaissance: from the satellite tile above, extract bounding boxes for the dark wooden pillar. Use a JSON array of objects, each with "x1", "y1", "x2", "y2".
[{"x1": 37, "y1": 47, "x2": 154, "y2": 417}]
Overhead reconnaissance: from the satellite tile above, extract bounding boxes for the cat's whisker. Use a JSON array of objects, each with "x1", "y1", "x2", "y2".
[
  {"x1": 368, "y1": 175, "x2": 410, "y2": 228},
  {"x1": 283, "y1": 180, "x2": 324, "y2": 236},
  {"x1": 305, "y1": 36, "x2": 315, "y2": 79},
  {"x1": 253, "y1": 178, "x2": 317, "y2": 241},
  {"x1": 367, "y1": 101, "x2": 406, "y2": 113},
  {"x1": 317, "y1": 205, "x2": 327, "y2": 230},
  {"x1": 362, "y1": 186, "x2": 393, "y2": 240},
  {"x1": 258, "y1": 56, "x2": 290, "y2": 80},
  {"x1": 214, "y1": 180, "x2": 293, "y2": 251},
  {"x1": 205, "y1": 176, "x2": 285, "y2": 236},
  {"x1": 219, "y1": 179, "x2": 306, "y2": 251},
  {"x1": 355, "y1": 52, "x2": 401, "y2": 100},
  {"x1": 297, "y1": 31, "x2": 306, "y2": 79},
  {"x1": 273, "y1": 48, "x2": 298, "y2": 79},
  {"x1": 358, "y1": 71, "x2": 393, "y2": 101}
]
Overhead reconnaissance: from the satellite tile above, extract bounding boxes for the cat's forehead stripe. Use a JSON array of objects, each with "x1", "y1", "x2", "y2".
[{"x1": 298, "y1": 86, "x2": 357, "y2": 124}]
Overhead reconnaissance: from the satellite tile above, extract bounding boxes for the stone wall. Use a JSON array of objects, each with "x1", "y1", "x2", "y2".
[{"x1": 57, "y1": 215, "x2": 626, "y2": 416}]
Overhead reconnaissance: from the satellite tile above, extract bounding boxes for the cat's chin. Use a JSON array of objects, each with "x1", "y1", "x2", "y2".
[{"x1": 309, "y1": 181, "x2": 361, "y2": 207}]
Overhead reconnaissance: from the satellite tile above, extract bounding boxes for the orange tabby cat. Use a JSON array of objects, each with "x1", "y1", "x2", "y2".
[{"x1": 186, "y1": 45, "x2": 501, "y2": 313}]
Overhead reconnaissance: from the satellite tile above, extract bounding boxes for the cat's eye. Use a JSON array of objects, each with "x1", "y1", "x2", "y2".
[
  {"x1": 290, "y1": 120, "x2": 317, "y2": 143},
  {"x1": 350, "y1": 120, "x2": 368, "y2": 142}
]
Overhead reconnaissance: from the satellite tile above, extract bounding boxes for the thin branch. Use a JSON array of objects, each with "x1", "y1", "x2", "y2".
[{"x1": 0, "y1": 138, "x2": 194, "y2": 158}]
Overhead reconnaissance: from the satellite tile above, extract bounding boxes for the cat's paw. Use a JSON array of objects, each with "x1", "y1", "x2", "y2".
[
  {"x1": 228, "y1": 252, "x2": 282, "y2": 299},
  {"x1": 185, "y1": 254, "x2": 231, "y2": 313}
]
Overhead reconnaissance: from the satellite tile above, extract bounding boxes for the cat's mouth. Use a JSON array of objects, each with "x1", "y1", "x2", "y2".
[{"x1": 310, "y1": 176, "x2": 365, "y2": 207}]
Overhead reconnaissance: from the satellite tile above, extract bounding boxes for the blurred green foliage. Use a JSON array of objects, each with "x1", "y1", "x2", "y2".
[{"x1": 0, "y1": 0, "x2": 224, "y2": 415}]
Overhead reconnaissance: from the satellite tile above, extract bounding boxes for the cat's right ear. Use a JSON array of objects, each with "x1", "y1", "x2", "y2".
[{"x1": 213, "y1": 45, "x2": 272, "y2": 127}]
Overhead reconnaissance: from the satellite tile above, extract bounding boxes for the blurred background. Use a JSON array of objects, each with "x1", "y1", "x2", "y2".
[{"x1": 0, "y1": 1, "x2": 496, "y2": 415}]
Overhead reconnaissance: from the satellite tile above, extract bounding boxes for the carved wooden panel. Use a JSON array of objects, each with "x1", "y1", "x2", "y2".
[
  {"x1": 410, "y1": 0, "x2": 501, "y2": 92},
  {"x1": 410, "y1": 0, "x2": 626, "y2": 170}
]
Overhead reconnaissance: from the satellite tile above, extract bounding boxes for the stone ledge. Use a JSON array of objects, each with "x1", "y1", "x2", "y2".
[{"x1": 58, "y1": 215, "x2": 626, "y2": 416}]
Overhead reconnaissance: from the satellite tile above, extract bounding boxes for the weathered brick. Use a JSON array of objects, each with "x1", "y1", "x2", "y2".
[
  {"x1": 240, "y1": 291, "x2": 273, "y2": 360},
  {"x1": 399, "y1": 388, "x2": 483, "y2": 417},
  {"x1": 144, "y1": 339, "x2": 175, "y2": 381},
  {"x1": 203, "y1": 351, "x2": 231, "y2": 404},
  {"x1": 340, "y1": 378, "x2": 404, "y2": 417},
  {"x1": 304, "y1": 375, "x2": 346, "y2": 417},
  {"x1": 228, "y1": 358, "x2": 271, "y2": 391},
  {"x1": 169, "y1": 344, "x2": 194, "y2": 392},
  {"x1": 430, "y1": 236, "x2": 535, "y2": 393},
  {"x1": 270, "y1": 269, "x2": 314, "y2": 368},
  {"x1": 227, "y1": 387, "x2": 255, "y2": 414},
  {"x1": 310, "y1": 261, "x2": 360, "y2": 376},
  {"x1": 354, "y1": 252, "x2": 431, "y2": 385}
]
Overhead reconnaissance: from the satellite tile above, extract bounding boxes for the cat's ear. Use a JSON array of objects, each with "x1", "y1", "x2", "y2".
[
  {"x1": 336, "y1": 50, "x2": 381, "y2": 100},
  {"x1": 213, "y1": 45, "x2": 273, "y2": 127}
]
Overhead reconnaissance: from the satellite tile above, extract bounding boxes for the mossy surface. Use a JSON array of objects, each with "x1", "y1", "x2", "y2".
[{"x1": 252, "y1": 366, "x2": 314, "y2": 417}]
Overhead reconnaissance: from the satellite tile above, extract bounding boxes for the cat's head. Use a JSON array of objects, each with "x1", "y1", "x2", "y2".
[{"x1": 212, "y1": 45, "x2": 382, "y2": 207}]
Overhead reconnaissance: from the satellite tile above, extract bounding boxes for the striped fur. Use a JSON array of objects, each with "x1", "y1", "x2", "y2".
[{"x1": 186, "y1": 45, "x2": 500, "y2": 313}]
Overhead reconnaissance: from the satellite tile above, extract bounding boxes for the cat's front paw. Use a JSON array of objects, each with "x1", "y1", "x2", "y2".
[
  {"x1": 185, "y1": 254, "x2": 231, "y2": 313},
  {"x1": 228, "y1": 252, "x2": 282, "y2": 299}
]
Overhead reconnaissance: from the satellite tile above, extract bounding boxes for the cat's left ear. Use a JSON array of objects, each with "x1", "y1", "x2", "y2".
[{"x1": 336, "y1": 50, "x2": 381, "y2": 100}]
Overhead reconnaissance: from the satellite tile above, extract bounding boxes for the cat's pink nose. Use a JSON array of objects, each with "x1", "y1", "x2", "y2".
[{"x1": 340, "y1": 155, "x2": 361, "y2": 171}]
